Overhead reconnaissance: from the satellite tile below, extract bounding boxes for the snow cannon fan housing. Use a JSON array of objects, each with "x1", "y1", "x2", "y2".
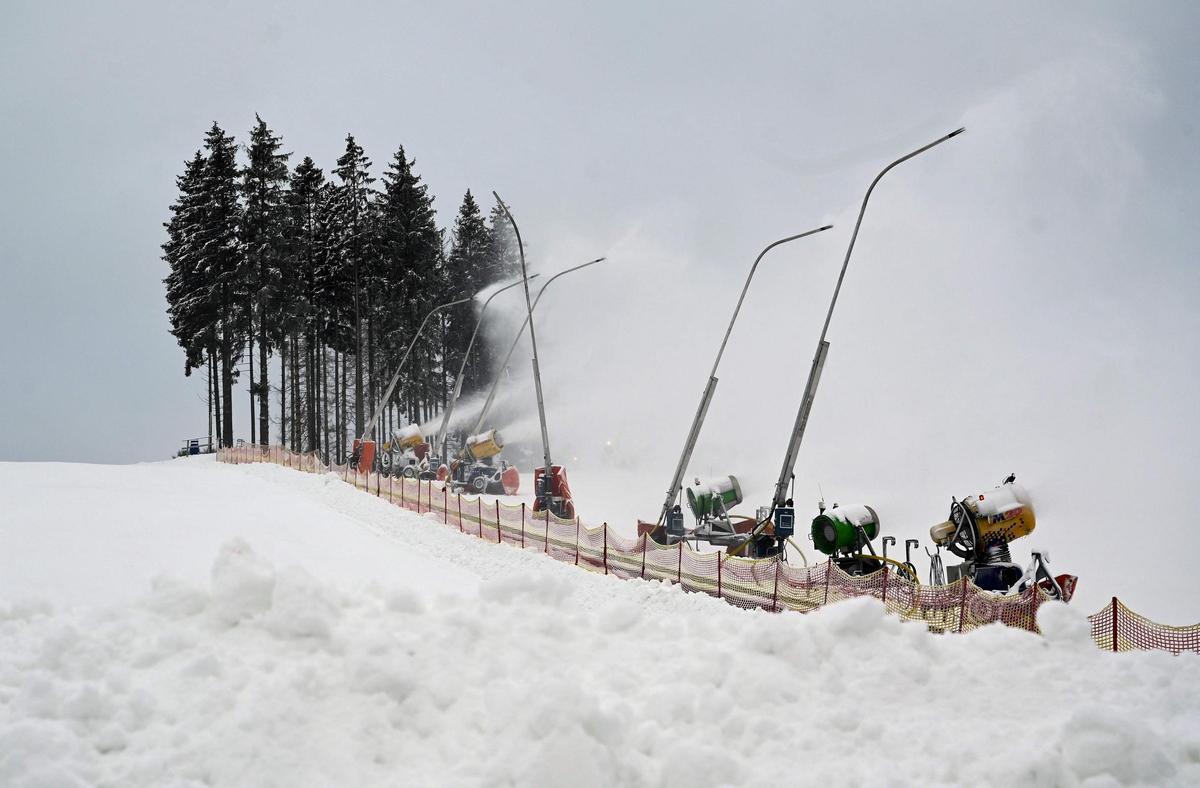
[
  {"x1": 465, "y1": 429, "x2": 503, "y2": 461},
  {"x1": 929, "y1": 483, "x2": 1036, "y2": 558},
  {"x1": 686, "y1": 476, "x2": 743, "y2": 520},
  {"x1": 811, "y1": 505, "x2": 880, "y2": 556},
  {"x1": 393, "y1": 425, "x2": 424, "y2": 451}
]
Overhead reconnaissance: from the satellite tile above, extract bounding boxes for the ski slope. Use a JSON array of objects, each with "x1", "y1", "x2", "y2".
[{"x1": 1, "y1": 457, "x2": 1198, "y2": 787}]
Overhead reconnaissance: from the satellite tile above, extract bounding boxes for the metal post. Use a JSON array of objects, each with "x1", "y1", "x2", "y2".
[
  {"x1": 521, "y1": 502, "x2": 526, "y2": 548},
  {"x1": 717, "y1": 552, "x2": 723, "y2": 599},
  {"x1": 478, "y1": 498, "x2": 484, "y2": 539},
  {"x1": 640, "y1": 535, "x2": 648, "y2": 579},
  {"x1": 493, "y1": 192, "x2": 554, "y2": 508},
  {"x1": 458, "y1": 493, "x2": 463, "y2": 532},
  {"x1": 676, "y1": 541, "x2": 683, "y2": 584},
  {"x1": 1112, "y1": 596, "x2": 1119, "y2": 652},
  {"x1": 574, "y1": 517, "x2": 580, "y2": 566},
  {"x1": 771, "y1": 556, "x2": 780, "y2": 612},
  {"x1": 435, "y1": 276, "x2": 537, "y2": 460},
  {"x1": 356, "y1": 293, "x2": 476, "y2": 448},
  {"x1": 544, "y1": 510, "x2": 550, "y2": 554},
  {"x1": 655, "y1": 226, "x2": 832, "y2": 526},
  {"x1": 465, "y1": 258, "x2": 606, "y2": 444},
  {"x1": 496, "y1": 501, "x2": 502, "y2": 544},
  {"x1": 603, "y1": 524, "x2": 608, "y2": 575},
  {"x1": 443, "y1": 487, "x2": 448, "y2": 524},
  {"x1": 881, "y1": 565, "x2": 889, "y2": 606},
  {"x1": 734, "y1": 127, "x2": 966, "y2": 555},
  {"x1": 958, "y1": 576, "x2": 969, "y2": 633},
  {"x1": 823, "y1": 558, "x2": 832, "y2": 605}
]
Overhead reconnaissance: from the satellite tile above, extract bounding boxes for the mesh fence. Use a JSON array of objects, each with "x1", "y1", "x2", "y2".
[{"x1": 220, "y1": 445, "x2": 1198, "y2": 653}]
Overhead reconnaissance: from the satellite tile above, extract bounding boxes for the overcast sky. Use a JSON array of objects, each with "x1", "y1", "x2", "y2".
[{"x1": 2, "y1": 2, "x2": 1197, "y2": 617}]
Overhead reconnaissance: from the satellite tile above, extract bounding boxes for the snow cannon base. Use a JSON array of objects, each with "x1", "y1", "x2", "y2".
[
  {"x1": 352, "y1": 439, "x2": 376, "y2": 474},
  {"x1": 533, "y1": 465, "x2": 575, "y2": 520},
  {"x1": 501, "y1": 466, "x2": 520, "y2": 495}
]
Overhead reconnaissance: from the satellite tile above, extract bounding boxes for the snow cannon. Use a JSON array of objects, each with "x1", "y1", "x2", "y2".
[
  {"x1": 465, "y1": 429, "x2": 503, "y2": 461},
  {"x1": 811, "y1": 504, "x2": 880, "y2": 555},
  {"x1": 929, "y1": 475, "x2": 1074, "y2": 600},
  {"x1": 809, "y1": 503, "x2": 886, "y2": 576},
  {"x1": 393, "y1": 425, "x2": 424, "y2": 451},
  {"x1": 686, "y1": 475, "x2": 743, "y2": 520},
  {"x1": 532, "y1": 465, "x2": 575, "y2": 520}
]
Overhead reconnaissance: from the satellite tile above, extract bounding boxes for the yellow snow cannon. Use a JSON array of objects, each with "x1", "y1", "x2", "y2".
[{"x1": 464, "y1": 429, "x2": 504, "y2": 461}]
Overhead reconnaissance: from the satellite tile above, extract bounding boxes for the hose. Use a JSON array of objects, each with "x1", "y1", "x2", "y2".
[
  {"x1": 847, "y1": 553, "x2": 920, "y2": 584},
  {"x1": 786, "y1": 537, "x2": 809, "y2": 568}
]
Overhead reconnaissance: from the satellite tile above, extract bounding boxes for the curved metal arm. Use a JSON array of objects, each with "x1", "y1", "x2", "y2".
[
  {"x1": 493, "y1": 192, "x2": 555, "y2": 485},
  {"x1": 436, "y1": 275, "x2": 538, "y2": 459},
  {"x1": 655, "y1": 225, "x2": 833, "y2": 525},
  {"x1": 464, "y1": 257, "x2": 607, "y2": 449},
  {"x1": 768, "y1": 128, "x2": 964, "y2": 509},
  {"x1": 359, "y1": 293, "x2": 475, "y2": 443},
  {"x1": 728, "y1": 127, "x2": 965, "y2": 557}
]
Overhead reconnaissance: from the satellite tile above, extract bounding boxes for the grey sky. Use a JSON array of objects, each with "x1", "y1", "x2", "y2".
[{"x1": 2, "y1": 3, "x2": 1197, "y2": 617}]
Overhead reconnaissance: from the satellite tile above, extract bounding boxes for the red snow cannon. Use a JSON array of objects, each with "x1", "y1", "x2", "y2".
[
  {"x1": 352, "y1": 439, "x2": 376, "y2": 474},
  {"x1": 532, "y1": 464, "x2": 575, "y2": 520}
]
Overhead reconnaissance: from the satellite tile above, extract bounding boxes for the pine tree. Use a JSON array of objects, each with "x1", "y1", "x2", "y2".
[
  {"x1": 285, "y1": 156, "x2": 326, "y2": 453},
  {"x1": 376, "y1": 146, "x2": 441, "y2": 427},
  {"x1": 240, "y1": 115, "x2": 291, "y2": 445},
  {"x1": 445, "y1": 190, "x2": 494, "y2": 395},
  {"x1": 195, "y1": 122, "x2": 244, "y2": 447},
  {"x1": 332, "y1": 134, "x2": 375, "y2": 440},
  {"x1": 486, "y1": 195, "x2": 522, "y2": 281},
  {"x1": 163, "y1": 151, "x2": 214, "y2": 441}
]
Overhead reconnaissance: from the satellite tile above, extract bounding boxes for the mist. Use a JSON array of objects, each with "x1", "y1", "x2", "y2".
[{"x1": 472, "y1": 45, "x2": 1198, "y2": 620}]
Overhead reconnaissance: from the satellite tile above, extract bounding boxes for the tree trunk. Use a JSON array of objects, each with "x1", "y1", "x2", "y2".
[
  {"x1": 248, "y1": 335, "x2": 256, "y2": 444},
  {"x1": 259, "y1": 316, "x2": 269, "y2": 445},
  {"x1": 220, "y1": 327, "x2": 234, "y2": 447},
  {"x1": 279, "y1": 335, "x2": 287, "y2": 449}
]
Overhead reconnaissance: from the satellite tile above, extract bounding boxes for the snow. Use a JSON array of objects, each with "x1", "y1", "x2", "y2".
[{"x1": 1, "y1": 458, "x2": 1198, "y2": 786}]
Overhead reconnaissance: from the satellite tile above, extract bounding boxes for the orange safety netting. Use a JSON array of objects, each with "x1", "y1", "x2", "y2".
[{"x1": 219, "y1": 445, "x2": 1199, "y2": 654}]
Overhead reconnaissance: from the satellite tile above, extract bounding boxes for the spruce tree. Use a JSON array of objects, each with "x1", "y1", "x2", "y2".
[
  {"x1": 332, "y1": 134, "x2": 375, "y2": 439},
  {"x1": 240, "y1": 115, "x2": 291, "y2": 445},
  {"x1": 195, "y1": 122, "x2": 244, "y2": 446},
  {"x1": 445, "y1": 190, "x2": 493, "y2": 394},
  {"x1": 376, "y1": 145, "x2": 441, "y2": 426}
]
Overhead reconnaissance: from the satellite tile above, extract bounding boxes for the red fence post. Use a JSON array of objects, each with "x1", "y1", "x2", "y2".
[
  {"x1": 771, "y1": 556, "x2": 780, "y2": 612},
  {"x1": 717, "y1": 553, "x2": 723, "y2": 599},
  {"x1": 416, "y1": 481, "x2": 421, "y2": 514},
  {"x1": 457, "y1": 493, "x2": 463, "y2": 532},
  {"x1": 496, "y1": 501, "x2": 502, "y2": 544},
  {"x1": 443, "y1": 487, "x2": 448, "y2": 524},
  {"x1": 640, "y1": 535, "x2": 648, "y2": 579},
  {"x1": 958, "y1": 577, "x2": 969, "y2": 633},
  {"x1": 478, "y1": 498, "x2": 484, "y2": 538},
  {"x1": 574, "y1": 517, "x2": 580, "y2": 566},
  {"x1": 1112, "y1": 596, "x2": 1119, "y2": 652},
  {"x1": 602, "y1": 523, "x2": 608, "y2": 575},
  {"x1": 544, "y1": 510, "x2": 550, "y2": 554},
  {"x1": 520, "y1": 503, "x2": 526, "y2": 548},
  {"x1": 823, "y1": 558, "x2": 832, "y2": 605},
  {"x1": 401, "y1": 477, "x2": 406, "y2": 508},
  {"x1": 388, "y1": 475, "x2": 393, "y2": 503},
  {"x1": 676, "y1": 541, "x2": 683, "y2": 584}
]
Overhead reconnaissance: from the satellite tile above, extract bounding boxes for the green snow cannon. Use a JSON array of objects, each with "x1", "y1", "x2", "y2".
[
  {"x1": 811, "y1": 504, "x2": 880, "y2": 555},
  {"x1": 686, "y1": 475, "x2": 743, "y2": 519}
]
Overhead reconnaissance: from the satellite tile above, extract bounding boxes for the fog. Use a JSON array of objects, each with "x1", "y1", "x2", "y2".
[{"x1": 2, "y1": 2, "x2": 1196, "y2": 619}]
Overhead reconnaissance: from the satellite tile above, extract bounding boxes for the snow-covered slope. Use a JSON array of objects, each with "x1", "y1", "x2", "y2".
[{"x1": 1, "y1": 458, "x2": 1198, "y2": 787}]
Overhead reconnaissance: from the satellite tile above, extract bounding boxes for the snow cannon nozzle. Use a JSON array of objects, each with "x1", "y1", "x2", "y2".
[{"x1": 948, "y1": 127, "x2": 966, "y2": 138}]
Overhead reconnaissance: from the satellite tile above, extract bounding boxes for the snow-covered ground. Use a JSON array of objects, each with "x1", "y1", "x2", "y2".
[{"x1": 1, "y1": 457, "x2": 1198, "y2": 787}]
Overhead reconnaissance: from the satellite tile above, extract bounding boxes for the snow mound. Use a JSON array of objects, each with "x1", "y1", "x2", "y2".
[{"x1": 1, "y1": 538, "x2": 1198, "y2": 787}]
